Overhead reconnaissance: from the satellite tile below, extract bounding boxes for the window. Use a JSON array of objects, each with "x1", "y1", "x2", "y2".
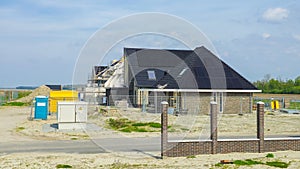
[
  {"x1": 212, "y1": 92, "x2": 223, "y2": 113},
  {"x1": 219, "y1": 92, "x2": 223, "y2": 113},
  {"x1": 178, "y1": 67, "x2": 188, "y2": 77},
  {"x1": 147, "y1": 70, "x2": 156, "y2": 80},
  {"x1": 213, "y1": 92, "x2": 217, "y2": 102}
]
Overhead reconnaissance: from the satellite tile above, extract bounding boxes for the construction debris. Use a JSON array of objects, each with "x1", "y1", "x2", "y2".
[
  {"x1": 14, "y1": 85, "x2": 50, "y2": 103},
  {"x1": 220, "y1": 160, "x2": 233, "y2": 164}
]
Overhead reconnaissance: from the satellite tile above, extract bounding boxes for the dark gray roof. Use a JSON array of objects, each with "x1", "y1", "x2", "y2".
[
  {"x1": 124, "y1": 46, "x2": 257, "y2": 90},
  {"x1": 45, "y1": 85, "x2": 61, "y2": 90}
]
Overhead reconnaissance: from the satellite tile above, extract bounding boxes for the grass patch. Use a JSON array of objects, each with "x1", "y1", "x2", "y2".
[
  {"x1": 16, "y1": 91, "x2": 32, "y2": 99},
  {"x1": 120, "y1": 127, "x2": 133, "y2": 133},
  {"x1": 134, "y1": 127, "x2": 148, "y2": 132},
  {"x1": 2, "y1": 102, "x2": 30, "y2": 106},
  {"x1": 119, "y1": 126, "x2": 149, "y2": 133},
  {"x1": 106, "y1": 118, "x2": 170, "y2": 133},
  {"x1": 266, "y1": 161, "x2": 290, "y2": 168},
  {"x1": 214, "y1": 163, "x2": 223, "y2": 167},
  {"x1": 16, "y1": 126, "x2": 25, "y2": 132},
  {"x1": 266, "y1": 153, "x2": 274, "y2": 158},
  {"x1": 168, "y1": 128, "x2": 176, "y2": 132},
  {"x1": 289, "y1": 102, "x2": 300, "y2": 109},
  {"x1": 186, "y1": 155, "x2": 196, "y2": 158},
  {"x1": 215, "y1": 158, "x2": 290, "y2": 168},
  {"x1": 132, "y1": 122, "x2": 148, "y2": 127},
  {"x1": 181, "y1": 128, "x2": 189, "y2": 131},
  {"x1": 56, "y1": 164, "x2": 72, "y2": 168},
  {"x1": 108, "y1": 162, "x2": 152, "y2": 169},
  {"x1": 107, "y1": 118, "x2": 130, "y2": 130},
  {"x1": 148, "y1": 122, "x2": 161, "y2": 128},
  {"x1": 233, "y1": 159, "x2": 263, "y2": 165}
]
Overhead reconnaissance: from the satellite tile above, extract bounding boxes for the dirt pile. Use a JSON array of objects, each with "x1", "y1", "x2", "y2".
[{"x1": 15, "y1": 85, "x2": 50, "y2": 103}]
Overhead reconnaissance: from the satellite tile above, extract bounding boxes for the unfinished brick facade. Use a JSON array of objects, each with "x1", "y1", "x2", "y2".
[{"x1": 183, "y1": 92, "x2": 252, "y2": 114}]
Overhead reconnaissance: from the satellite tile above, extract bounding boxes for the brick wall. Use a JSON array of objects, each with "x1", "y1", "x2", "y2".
[
  {"x1": 162, "y1": 102, "x2": 300, "y2": 157},
  {"x1": 265, "y1": 139, "x2": 300, "y2": 152},
  {"x1": 166, "y1": 141, "x2": 212, "y2": 157},
  {"x1": 165, "y1": 140, "x2": 259, "y2": 156},
  {"x1": 165, "y1": 139, "x2": 300, "y2": 157},
  {"x1": 217, "y1": 140, "x2": 258, "y2": 153}
]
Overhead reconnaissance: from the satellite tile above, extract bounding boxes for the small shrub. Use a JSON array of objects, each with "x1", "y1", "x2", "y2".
[
  {"x1": 107, "y1": 118, "x2": 130, "y2": 129},
  {"x1": 187, "y1": 155, "x2": 196, "y2": 158},
  {"x1": 18, "y1": 126, "x2": 25, "y2": 130},
  {"x1": 266, "y1": 161, "x2": 290, "y2": 168},
  {"x1": 266, "y1": 153, "x2": 274, "y2": 158},
  {"x1": 56, "y1": 164, "x2": 72, "y2": 168},
  {"x1": 16, "y1": 126, "x2": 25, "y2": 132}
]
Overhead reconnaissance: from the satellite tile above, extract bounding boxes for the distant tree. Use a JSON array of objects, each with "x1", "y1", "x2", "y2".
[
  {"x1": 253, "y1": 75, "x2": 300, "y2": 94},
  {"x1": 263, "y1": 74, "x2": 271, "y2": 82},
  {"x1": 269, "y1": 78, "x2": 280, "y2": 90},
  {"x1": 295, "y1": 76, "x2": 300, "y2": 86}
]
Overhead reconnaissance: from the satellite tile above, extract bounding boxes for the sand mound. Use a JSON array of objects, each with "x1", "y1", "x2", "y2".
[{"x1": 15, "y1": 85, "x2": 50, "y2": 103}]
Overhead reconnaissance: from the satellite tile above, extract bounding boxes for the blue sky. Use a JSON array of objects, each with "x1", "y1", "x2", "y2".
[{"x1": 0, "y1": 0, "x2": 299, "y2": 87}]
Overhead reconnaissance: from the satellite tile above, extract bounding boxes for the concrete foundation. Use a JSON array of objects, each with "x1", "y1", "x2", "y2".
[{"x1": 58, "y1": 123, "x2": 87, "y2": 130}]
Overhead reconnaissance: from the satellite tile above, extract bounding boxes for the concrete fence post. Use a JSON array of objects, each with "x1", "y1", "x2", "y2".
[
  {"x1": 257, "y1": 101, "x2": 265, "y2": 153},
  {"x1": 161, "y1": 101, "x2": 169, "y2": 158},
  {"x1": 210, "y1": 101, "x2": 218, "y2": 154}
]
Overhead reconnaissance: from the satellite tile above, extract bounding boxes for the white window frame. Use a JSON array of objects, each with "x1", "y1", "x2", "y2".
[
  {"x1": 212, "y1": 92, "x2": 223, "y2": 113},
  {"x1": 219, "y1": 92, "x2": 223, "y2": 113}
]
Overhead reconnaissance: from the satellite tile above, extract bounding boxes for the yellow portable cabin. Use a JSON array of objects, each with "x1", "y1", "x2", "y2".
[{"x1": 49, "y1": 90, "x2": 78, "y2": 113}]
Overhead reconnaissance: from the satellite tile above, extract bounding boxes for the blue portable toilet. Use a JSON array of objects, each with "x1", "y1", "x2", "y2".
[{"x1": 34, "y1": 96, "x2": 48, "y2": 120}]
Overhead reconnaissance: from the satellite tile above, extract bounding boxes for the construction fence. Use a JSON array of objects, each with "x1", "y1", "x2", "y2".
[{"x1": 0, "y1": 90, "x2": 25, "y2": 105}]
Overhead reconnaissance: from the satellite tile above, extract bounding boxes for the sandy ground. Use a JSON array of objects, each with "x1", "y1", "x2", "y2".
[
  {"x1": 0, "y1": 151, "x2": 300, "y2": 168},
  {"x1": 0, "y1": 106, "x2": 34, "y2": 142},
  {"x1": 0, "y1": 106, "x2": 300, "y2": 168}
]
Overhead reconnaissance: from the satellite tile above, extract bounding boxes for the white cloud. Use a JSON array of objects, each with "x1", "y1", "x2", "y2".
[
  {"x1": 262, "y1": 33, "x2": 271, "y2": 39},
  {"x1": 293, "y1": 34, "x2": 300, "y2": 41},
  {"x1": 262, "y1": 7, "x2": 289, "y2": 22}
]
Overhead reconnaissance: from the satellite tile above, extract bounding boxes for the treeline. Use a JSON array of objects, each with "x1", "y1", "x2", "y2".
[{"x1": 253, "y1": 75, "x2": 300, "y2": 94}]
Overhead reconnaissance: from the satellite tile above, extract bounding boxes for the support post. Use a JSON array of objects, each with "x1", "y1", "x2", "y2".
[
  {"x1": 210, "y1": 101, "x2": 218, "y2": 154},
  {"x1": 161, "y1": 101, "x2": 168, "y2": 159},
  {"x1": 249, "y1": 93, "x2": 253, "y2": 113},
  {"x1": 257, "y1": 102, "x2": 265, "y2": 153},
  {"x1": 154, "y1": 91, "x2": 158, "y2": 113}
]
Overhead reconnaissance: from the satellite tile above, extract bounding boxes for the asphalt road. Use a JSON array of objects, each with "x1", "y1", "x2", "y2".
[
  {"x1": 0, "y1": 140, "x2": 106, "y2": 154},
  {"x1": 0, "y1": 137, "x2": 161, "y2": 154},
  {"x1": 1, "y1": 135, "x2": 299, "y2": 154}
]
